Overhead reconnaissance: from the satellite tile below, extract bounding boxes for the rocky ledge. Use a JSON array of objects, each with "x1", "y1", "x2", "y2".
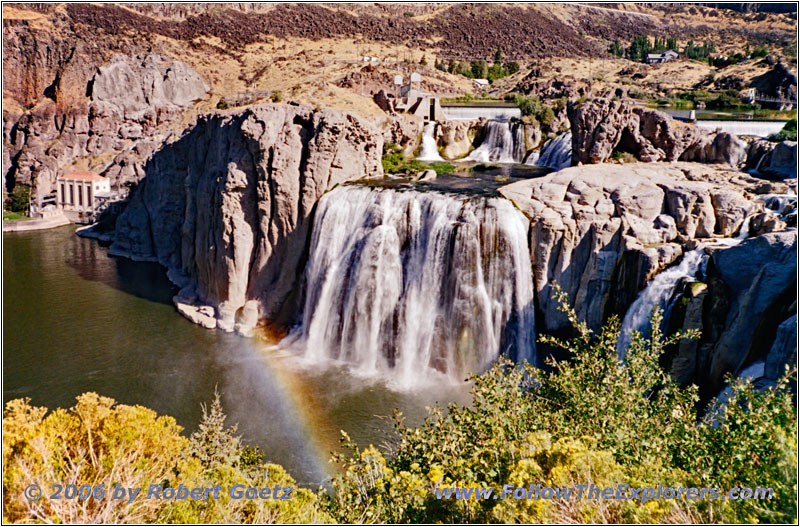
[
  {"x1": 499, "y1": 162, "x2": 795, "y2": 397},
  {"x1": 568, "y1": 97, "x2": 747, "y2": 166},
  {"x1": 105, "y1": 103, "x2": 383, "y2": 334}
]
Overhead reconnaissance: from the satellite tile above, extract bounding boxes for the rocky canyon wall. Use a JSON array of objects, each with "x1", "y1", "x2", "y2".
[
  {"x1": 107, "y1": 104, "x2": 383, "y2": 334},
  {"x1": 568, "y1": 98, "x2": 748, "y2": 166},
  {"x1": 3, "y1": 16, "x2": 209, "y2": 201}
]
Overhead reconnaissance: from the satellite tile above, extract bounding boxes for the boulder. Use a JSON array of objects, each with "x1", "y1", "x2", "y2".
[
  {"x1": 749, "y1": 211, "x2": 787, "y2": 236},
  {"x1": 766, "y1": 141, "x2": 797, "y2": 179},
  {"x1": 439, "y1": 120, "x2": 479, "y2": 160},
  {"x1": 765, "y1": 314, "x2": 797, "y2": 382}
]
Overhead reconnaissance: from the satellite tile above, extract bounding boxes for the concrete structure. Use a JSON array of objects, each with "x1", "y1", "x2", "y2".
[
  {"x1": 472, "y1": 78, "x2": 489, "y2": 91},
  {"x1": 56, "y1": 171, "x2": 111, "y2": 223},
  {"x1": 390, "y1": 71, "x2": 444, "y2": 120},
  {"x1": 646, "y1": 50, "x2": 679, "y2": 64}
]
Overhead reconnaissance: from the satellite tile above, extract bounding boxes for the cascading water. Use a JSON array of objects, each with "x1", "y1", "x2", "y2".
[
  {"x1": 616, "y1": 215, "x2": 756, "y2": 359},
  {"x1": 284, "y1": 185, "x2": 536, "y2": 388},
  {"x1": 756, "y1": 193, "x2": 797, "y2": 223},
  {"x1": 466, "y1": 121, "x2": 526, "y2": 164},
  {"x1": 616, "y1": 248, "x2": 709, "y2": 359},
  {"x1": 529, "y1": 132, "x2": 572, "y2": 170},
  {"x1": 417, "y1": 122, "x2": 445, "y2": 162}
]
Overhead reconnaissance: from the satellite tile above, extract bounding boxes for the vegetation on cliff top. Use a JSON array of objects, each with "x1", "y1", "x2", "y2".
[
  {"x1": 382, "y1": 143, "x2": 454, "y2": 176},
  {"x1": 4, "y1": 291, "x2": 796, "y2": 523},
  {"x1": 769, "y1": 118, "x2": 797, "y2": 142}
]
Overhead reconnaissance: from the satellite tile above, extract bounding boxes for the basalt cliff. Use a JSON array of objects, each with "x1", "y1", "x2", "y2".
[
  {"x1": 89, "y1": 103, "x2": 795, "y2": 399},
  {"x1": 108, "y1": 104, "x2": 383, "y2": 333}
]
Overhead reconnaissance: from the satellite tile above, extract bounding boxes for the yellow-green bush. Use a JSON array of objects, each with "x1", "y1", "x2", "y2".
[{"x1": 2, "y1": 393, "x2": 330, "y2": 524}]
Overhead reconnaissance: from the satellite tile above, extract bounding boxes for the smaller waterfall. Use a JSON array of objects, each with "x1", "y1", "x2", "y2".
[
  {"x1": 529, "y1": 132, "x2": 572, "y2": 170},
  {"x1": 417, "y1": 122, "x2": 445, "y2": 162},
  {"x1": 466, "y1": 121, "x2": 526, "y2": 164},
  {"x1": 756, "y1": 193, "x2": 797, "y2": 222},
  {"x1": 616, "y1": 213, "x2": 758, "y2": 359},
  {"x1": 616, "y1": 248, "x2": 709, "y2": 359}
]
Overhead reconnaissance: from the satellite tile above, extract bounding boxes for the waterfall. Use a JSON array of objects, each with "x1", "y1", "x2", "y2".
[
  {"x1": 616, "y1": 248, "x2": 709, "y2": 359},
  {"x1": 693, "y1": 120, "x2": 785, "y2": 139},
  {"x1": 284, "y1": 185, "x2": 536, "y2": 387},
  {"x1": 616, "y1": 213, "x2": 758, "y2": 359},
  {"x1": 756, "y1": 193, "x2": 797, "y2": 222},
  {"x1": 466, "y1": 121, "x2": 526, "y2": 164},
  {"x1": 530, "y1": 132, "x2": 572, "y2": 170},
  {"x1": 441, "y1": 106, "x2": 522, "y2": 121},
  {"x1": 417, "y1": 122, "x2": 445, "y2": 162}
]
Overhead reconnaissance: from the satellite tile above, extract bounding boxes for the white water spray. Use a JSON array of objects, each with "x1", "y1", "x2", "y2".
[
  {"x1": 616, "y1": 214, "x2": 757, "y2": 359},
  {"x1": 417, "y1": 122, "x2": 445, "y2": 162},
  {"x1": 466, "y1": 121, "x2": 526, "y2": 164},
  {"x1": 529, "y1": 132, "x2": 572, "y2": 170}
]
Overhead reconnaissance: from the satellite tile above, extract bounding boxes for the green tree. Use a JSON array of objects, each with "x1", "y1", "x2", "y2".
[
  {"x1": 608, "y1": 40, "x2": 624, "y2": 57},
  {"x1": 628, "y1": 35, "x2": 652, "y2": 62},
  {"x1": 7, "y1": 185, "x2": 30, "y2": 213},
  {"x1": 470, "y1": 59, "x2": 488, "y2": 79},
  {"x1": 494, "y1": 47, "x2": 503, "y2": 63},
  {"x1": 189, "y1": 389, "x2": 241, "y2": 469}
]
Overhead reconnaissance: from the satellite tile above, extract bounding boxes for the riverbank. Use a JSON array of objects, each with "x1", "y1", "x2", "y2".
[{"x1": 2, "y1": 211, "x2": 70, "y2": 232}]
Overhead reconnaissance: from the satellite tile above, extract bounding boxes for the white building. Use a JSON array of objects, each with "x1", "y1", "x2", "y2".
[
  {"x1": 645, "y1": 50, "x2": 679, "y2": 64},
  {"x1": 56, "y1": 171, "x2": 111, "y2": 221}
]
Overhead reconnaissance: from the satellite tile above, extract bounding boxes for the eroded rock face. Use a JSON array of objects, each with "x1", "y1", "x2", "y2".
[
  {"x1": 438, "y1": 120, "x2": 480, "y2": 160},
  {"x1": 109, "y1": 104, "x2": 383, "y2": 334},
  {"x1": 91, "y1": 54, "x2": 209, "y2": 115},
  {"x1": 498, "y1": 162, "x2": 765, "y2": 334},
  {"x1": 744, "y1": 139, "x2": 797, "y2": 179},
  {"x1": 705, "y1": 231, "x2": 797, "y2": 395},
  {"x1": 568, "y1": 98, "x2": 747, "y2": 166},
  {"x1": 4, "y1": 52, "x2": 208, "y2": 201}
]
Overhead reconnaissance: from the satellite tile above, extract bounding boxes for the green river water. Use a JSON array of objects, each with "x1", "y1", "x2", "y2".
[{"x1": 3, "y1": 225, "x2": 469, "y2": 486}]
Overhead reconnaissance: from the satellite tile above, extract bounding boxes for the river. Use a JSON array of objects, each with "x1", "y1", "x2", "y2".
[{"x1": 3, "y1": 225, "x2": 469, "y2": 487}]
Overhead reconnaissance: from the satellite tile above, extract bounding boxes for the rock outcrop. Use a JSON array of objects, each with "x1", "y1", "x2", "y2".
[
  {"x1": 703, "y1": 231, "x2": 797, "y2": 395},
  {"x1": 498, "y1": 161, "x2": 795, "y2": 399},
  {"x1": 744, "y1": 139, "x2": 798, "y2": 179},
  {"x1": 91, "y1": 54, "x2": 209, "y2": 115},
  {"x1": 438, "y1": 120, "x2": 481, "y2": 160},
  {"x1": 498, "y1": 162, "x2": 767, "y2": 335},
  {"x1": 108, "y1": 104, "x2": 383, "y2": 334},
  {"x1": 568, "y1": 98, "x2": 747, "y2": 166},
  {"x1": 4, "y1": 51, "x2": 208, "y2": 202}
]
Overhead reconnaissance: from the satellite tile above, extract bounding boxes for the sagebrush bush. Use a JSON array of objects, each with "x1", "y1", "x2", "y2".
[
  {"x1": 327, "y1": 287, "x2": 796, "y2": 523},
  {"x1": 2, "y1": 393, "x2": 330, "y2": 524}
]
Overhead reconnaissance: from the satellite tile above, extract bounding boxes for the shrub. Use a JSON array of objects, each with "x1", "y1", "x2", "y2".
[
  {"x1": 328, "y1": 287, "x2": 797, "y2": 523},
  {"x1": 216, "y1": 98, "x2": 230, "y2": 110},
  {"x1": 270, "y1": 91, "x2": 282, "y2": 103},
  {"x1": 2, "y1": 393, "x2": 330, "y2": 524},
  {"x1": 426, "y1": 162, "x2": 455, "y2": 175},
  {"x1": 7, "y1": 185, "x2": 30, "y2": 213},
  {"x1": 769, "y1": 118, "x2": 797, "y2": 142}
]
